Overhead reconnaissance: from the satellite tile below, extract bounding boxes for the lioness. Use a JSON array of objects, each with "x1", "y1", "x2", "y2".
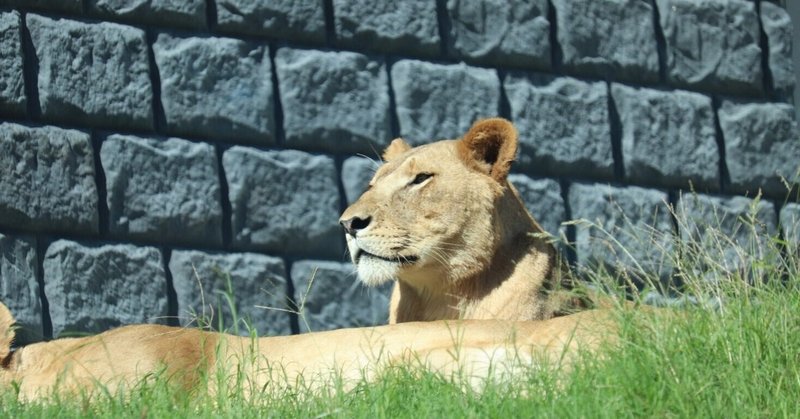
[
  {"x1": 0, "y1": 118, "x2": 610, "y2": 401},
  {"x1": 0, "y1": 301, "x2": 614, "y2": 401},
  {"x1": 341, "y1": 118, "x2": 587, "y2": 322}
]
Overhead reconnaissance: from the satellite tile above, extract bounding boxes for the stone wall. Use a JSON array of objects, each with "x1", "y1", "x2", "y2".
[{"x1": 0, "y1": 0, "x2": 798, "y2": 343}]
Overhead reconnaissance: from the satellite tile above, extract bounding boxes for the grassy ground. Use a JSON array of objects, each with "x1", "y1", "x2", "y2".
[
  {"x1": 2, "y1": 206, "x2": 799, "y2": 418},
  {"x1": 3, "y1": 277, "x2": 798, "y2": 418}
]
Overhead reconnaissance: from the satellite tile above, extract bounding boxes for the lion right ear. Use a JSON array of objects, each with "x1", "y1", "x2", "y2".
[
  {"x1": 382, "y1": 138, "x2": 412, "y2": 162},
  {"x1": 457, "y1": 118, "x2": 518, "y2": 182}
]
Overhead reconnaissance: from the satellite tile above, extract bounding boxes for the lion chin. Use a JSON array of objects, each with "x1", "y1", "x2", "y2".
[
  {"x1": 353, "y1": 253, "x2": 402, "y2": 286},
  {"x1": 348, "y1": 243, "x2": 422, "y2": 286},
  {"x1": 340, "y1": 118, "x2": 590, "y2": 324}
]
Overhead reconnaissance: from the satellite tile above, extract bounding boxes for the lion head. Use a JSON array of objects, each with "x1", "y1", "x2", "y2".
[{"x1": 340, "y1": 118, "x2": 578, "y2": 322}]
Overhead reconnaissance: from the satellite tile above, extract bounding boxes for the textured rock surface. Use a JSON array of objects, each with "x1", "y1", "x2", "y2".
[
  {"x1": 101, "y1": 135, "x2": 222, "y2": 245},
  {"x1": 0, "y1": 123, "x2": 98, "y2": 234},
  {"x1": 761, "y1": 2, "x2": 795, "y2": 99},
  {"x1": 611, "y1": 84, "x2": 718, "y2": 189},
  {"x1": 216, "y1": 0, "x2": 325, "y2": 44},
  {"x1": 87, "y1": 0, "x2": 206, "y2": 28},
  {"x1": 508, "y1": 175, "x2": 565, "y2": 238},
  {"x1": 44, "y1": 240, "x2": 168, "y2": 337},
  {"x1": 505, "y1": 74, "x2": 612, "y2": 178},
  {"x1": 0, "y1": 0, "x2": 81, "y2": 13},
  {"x1": 27, "y1": 14, "x2": 153, "y2": 130},
  {"x1": 170, "y1": 250, "x2": 290, "y2": 336},
  {"x1": 552, "y1": 0, "x2": 658, "y2": 83},
  {"x1": 781, "y1": 203, "x2": 800, "y2": 250},
  {"x1": 0, "y1": 11, "x2": 25, "y2": 116},
  {"x1": 392, "y1": 60, "x2": 500, "y2": 144},
  {"x1": 657, "y1": 0, "x2": 762, "y2": 95},
  {"x1": 569, "y1": 183, "x2": 674, "y2": 279},
  {"x1": 223, "y1": 147, "x2": 342, "y2": 257},
  {"x1": 342, "y1": 156, "x2": 378, "y2": 204},
  {"x1": 335, "y1": 0, "x2": 439, "y2": 56},
  {"x1": 677, "y1": 194, "x2": 778, "y2": 270},
  {"x1": 0, "y1": 0, "x2": 796, "y2": 339},
  {"x1": 0, "y1": 234, "x2": 42, "y2": 343},
  {"x1": 154, "y1": 34, "x2": 275, "y2": 144},
  {"x1": 275, "y1": 48, "x2": 391, "y2": 153},
  {"x1": 718, "y1": 100, "x2": 800, "y2": 198},
  {"x1": 446, "y1": 0, "x2": 550, "y2": 69},
  {"x1": 292, "y1": 260, "x2": 391, "y2": 332}
]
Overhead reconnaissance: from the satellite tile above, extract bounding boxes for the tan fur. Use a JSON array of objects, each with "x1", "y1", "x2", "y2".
[
  {"x1": 0, "y1": 303, "x2": 13, "y2": 362},
  {"x1": 340, "y1": 118, "x2": 586, "y2": 323},
  {"x1": 0, "y1": 117, "x2": 614, "y2": 401},
  {"x1": 383, "y1": 138, "x2": 412, "y2": 161},
  {"x1": 0, "y1": 301, "x2": 614, "y2": 401}
]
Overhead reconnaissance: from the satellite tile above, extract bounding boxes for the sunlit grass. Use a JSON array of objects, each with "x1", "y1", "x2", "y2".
[{"x1": 2, "y1": 194, "x2": 799, "y2": 418}]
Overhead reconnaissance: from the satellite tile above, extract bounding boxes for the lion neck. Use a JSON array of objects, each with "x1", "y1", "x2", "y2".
[
  {"x1": 456, "y1": 184, "x2": 556, "y2": 297},
  {"x1": 390, "y1": 184, "x2": 562, "y2": 322}
]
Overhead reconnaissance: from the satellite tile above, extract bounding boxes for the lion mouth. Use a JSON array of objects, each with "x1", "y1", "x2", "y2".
[{"x1": 355, "y1": 249, "x2": 419, "y2": 266}]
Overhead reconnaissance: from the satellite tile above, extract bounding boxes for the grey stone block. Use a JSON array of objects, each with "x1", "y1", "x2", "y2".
[
  {"x1": 0, "y1": 11, "x2": 25, "y2": 116},
  {"x1": 657, "y1": 0, "x2": 762, "y2": 95},
  {"x1": 446, "y1": 0, "x2": 550, "y2": 69},
  {"x1": 0, "y1": 0, "x2": 81, "y2": 13},
  {"x1": 335, "y1": 0, "x2": 439, "y2": 56},
  {"x1": 392, "y1": 59, "x2": 500, "y2": 144},
  {"x1": 276, "y1": 48, "x2": 391, "y2": 153},
  {"x1": 718, "y1": 100, "x2": 800, "y2": 198},
  {"x1": 676, "y1": 193, "x2": 778, "y2": 271},
  {"x1": 552, "y1": 0, "x2": 658, "y2": 83},
  {"x1": 760, "y1": 2, "x2": 795, "y2": 100},
  {"x1": 223, "y1": 147, "x2": 342, "y2": 257},
  {"x1": 569, "y1": 183, "x2": 674, "y2": 279},
  {"x1": 27, "y1": 14, "x2": 153, "y2": 130},
  {"x1": 216, "y1": 0, "x2": 325, "y2": 44},
  {"x1": 611, "y1": 84, "x2": 718, "y2": 189},
  {"x1": 153, "y1": 34, "x2": 275, "y2": 145},
  {"x1": 0, "y1": 123, "x2": 98, "y2": 234},
  {"x1": 100, "y1": 134, "x2": 222, "y2": 245},
  {"x1": 87, "y1": 0, "x2": 206, "y2": 29},
  {"x1": 508, "y1": 175, "x2": 565, "y2": 239},
  {"x1": 504, "y1": 73, "x2": 612, "y2": 178},
  {"x1": 781, "y1": 203, "x2": 800, "y2": 250},
  {"x1": 169, "y1": 250, "x2": 290, "y2": 336},
  {"x1": 44, "y1": 240, "x2": 168, "y2": 337},
  {"x1": 292, "y1": 260, "x2": 390, "y2": 332},
  {"x1": 0, "y1": 233, "x2": 42, "y2": 343},
  {"x1": 342, "y1": 156, "x2": 378, "y2": 204}
]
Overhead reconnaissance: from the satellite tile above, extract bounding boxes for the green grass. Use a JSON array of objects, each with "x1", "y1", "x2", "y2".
[
  {"x1": 3, "y1": 204, "x2": 799, "y2": 418},
  {"x1": 3, "y1": 277, "x2": 798, "y2": 418}
]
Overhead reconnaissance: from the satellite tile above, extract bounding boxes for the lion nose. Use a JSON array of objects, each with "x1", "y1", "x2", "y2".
[{"x1": 340, "y1": 216, "x2": 371, "y2": 237}]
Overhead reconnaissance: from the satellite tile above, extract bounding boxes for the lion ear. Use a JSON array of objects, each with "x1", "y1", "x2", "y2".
[
  {"x1": 382, "y1": 138, "x2": 412, "y2": 162},
  {"x1": 457, "y1": 118, "x2": 518, "y2": 182}
]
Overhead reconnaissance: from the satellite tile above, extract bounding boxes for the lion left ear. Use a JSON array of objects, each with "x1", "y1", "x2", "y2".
[
  {"x1": 457, "y1": 118, "x2": 518, "y2": 182},
  {"x1": 382, "y1": 138, "x2": 412, "y2": 162}
]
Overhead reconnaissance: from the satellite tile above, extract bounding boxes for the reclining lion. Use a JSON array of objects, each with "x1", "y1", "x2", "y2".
[
  {"x1": 0, "y1": 301, "x2": 614, "y2": 401},
  {"x1": 0, "y1": 118, "x2": 612, "y2": 401}
]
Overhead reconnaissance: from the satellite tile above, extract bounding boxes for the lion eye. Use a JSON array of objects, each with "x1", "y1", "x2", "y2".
[{"x1": 410, "y1": 172, "x2": 433, "y2": 186}]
